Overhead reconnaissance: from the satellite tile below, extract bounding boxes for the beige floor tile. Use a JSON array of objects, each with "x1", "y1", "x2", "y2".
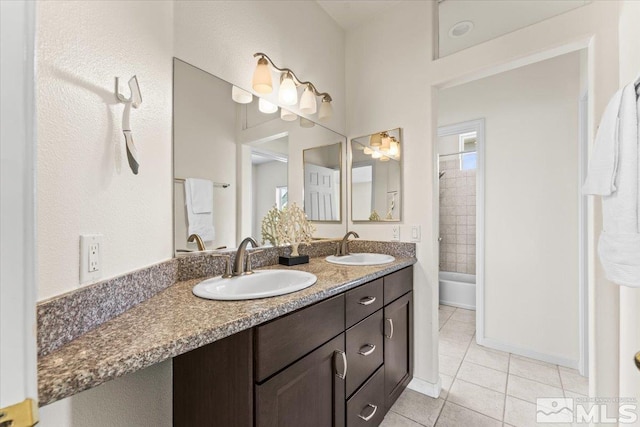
[
  {"x1": 439, "y1": 337, "x2": 470, "y2": 359},
  {"x1": 440, "y1": 374, "x2": 454, "y2": 399},
  {"x1": 440, "y1": 353, "x2": 463, "y2": 376},
  {"x1": 438, "y1": 318, "x2": 448, "y2": 330},
  {"x1": 504, "y1": 396, "x2": 571, "y2": 427},
  {"x1": 390, "y1": 389, "x2": 445, "y2": 427},
  {"x1": 509, "y1": 358, "x2": 561, "y2": 388},
  {"x1": 439, "y1": 304, "x2": 456, "y2": 315},
  {"x1": 435, "y1": 401, "x2": 502, "y2": 427},
  {"x1": 441, "y1": 319, "x2": 476, "y2": 334},
  {"x1": 380, "y1": 410, "x2": 424, "y2": 427},
  {"x1": 510, "y1": 353, "x2": 557, "y2": 369},
  {"x1": 448, "y1": 379, "x2": 505, "y2": 421},
  {"x1": 464, "y1": 344, "x2": 509, "y2": 372},
  {"x1": 457, "y1": 361, "x2": 508, "y2": 393},
  {"x1": 450, "y1": 308, "x2": 476, "y2": 324},
  {"x1": 558, "y1": 367, "x2": 588, "y2": 396},
  {"x1": 507, "y1": 375, "x2": 564, "y2": 404},
  {"x1": 439, "y1": 328, "x2": 474, "y2": 345}
]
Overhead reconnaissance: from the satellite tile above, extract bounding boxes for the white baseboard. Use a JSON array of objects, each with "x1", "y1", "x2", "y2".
[
  {"x1": 477, "y1": 336, "x2": 580, "y2": 370},
  {"x1": 407, "y1": 376, "x2": 441, "y2": 399}
]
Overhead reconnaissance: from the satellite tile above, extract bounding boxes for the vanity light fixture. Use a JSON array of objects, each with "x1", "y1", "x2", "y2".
[
  {"x1": 389, "y1": 137, "x2": 399, "y2": 156},
  {"x1": 258, "y1": 98, "x2": 278, "y2": 114},
  {"x1": 380, "y1": 156, "x2": 390, "y2": 162},
  {"x1": 363, "y1": 147, "x2": 373, "y2": 155},
  {"x1": 251, "y1": 52, "x2": 333, "y2": 121},
  {"x1": 281, "y1": 108, "x2": 297, "y2": 121},
  {"x1": 300, "y1": 117, "x2": 315, "y2": 128},
  {"x1": 369, "y1": 133, "x2": 382, "y2": 147},
  {"x1": 232, "y1": 86, "x2": 253, "y2": 104},
  {"x1": 371, "y1": 151, "x2": 382, "y2": 159}
]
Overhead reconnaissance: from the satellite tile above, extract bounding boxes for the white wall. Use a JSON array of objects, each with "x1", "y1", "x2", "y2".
[
  {"x1": 252, "y1": 160, "x2": 288, "y2": 241},
  {"x1": 173, "y1": 60, "x2": 237, "y2": 250},
  {"x1": 439, "y1": 52, "x2": 581, "y2": 365},
  {"x1": 174, "y1": 0, "x2": 346, "y2": 135},
  {"x1": 346, "y1": 0, "x2": 621, "y2": 395},
  {"x1": 36, "y1": 0, "x2": 174, "y2": 300},
  {"x1": 36, "y1": 1, "x2": 174, "y2": 424}
]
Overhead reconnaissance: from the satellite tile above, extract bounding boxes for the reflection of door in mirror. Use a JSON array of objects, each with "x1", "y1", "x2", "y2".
[{"x1": 303, "y1": 143, "x2": 341, "y2": 222}]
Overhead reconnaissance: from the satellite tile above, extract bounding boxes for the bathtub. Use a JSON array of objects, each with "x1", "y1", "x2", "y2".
[{"x1": 439, "y1": 271, "x2": 476, "y2": 310}]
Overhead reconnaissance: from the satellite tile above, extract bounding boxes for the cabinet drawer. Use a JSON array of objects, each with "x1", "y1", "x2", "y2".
[
  {"x1": 347, "y1": 366, "x2": 385, "y2": 427},
  {"x1": 346, "y1": 309, "x2": 383, "y2": 397},
  {"x1": 255, "y1": 294, "x2": 345, "y2": 382},
  {"x1": 346, "y1": 278, "x2": 383, "y2": 329},
  {"x1": 384, "y1": 267, "x2": 413, "y2": 304}
]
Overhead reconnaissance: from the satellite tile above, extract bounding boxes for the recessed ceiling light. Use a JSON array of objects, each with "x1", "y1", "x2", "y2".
[{"x1": 449, "y1": 21, "x2": 474, "y2": 38}]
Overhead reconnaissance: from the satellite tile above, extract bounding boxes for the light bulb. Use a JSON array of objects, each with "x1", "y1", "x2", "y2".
[
  {"x1": 278, "y1": 73, "x2": 297, "y2": 106},
  {"x1": 363, "y1": 147, "x2": 373, "y2": 155},
  {"x1": 372, "y1": 151, "x2": 382, "y2": 159},
  {"x1": 258, "y1": 98, "x2": 278, "y2": 114},
  {"x1": 252, "y1": 57, "x2": 273, "y2": 94},
  {"x1": 281, "y1": 108, "x2": 297, "y2": 121},
  {"x1": 318, "y1": 98, "x2": 333, "y2": 122},
  {"x1": 299, "y1": 85, "x2": 317, "y2": 114},
  {"x1": 300, "y1": 117, "x2": 315, "y2": 128},
  {"x1": 231, "y1": 86, "x2": 253, "y2": 104}
]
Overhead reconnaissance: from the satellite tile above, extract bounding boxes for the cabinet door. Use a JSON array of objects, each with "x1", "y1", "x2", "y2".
[
  {"x1": 383, "y1": 291, "x2": 413, "y2": 411},
  {"x1": 256, "y1": 334, "x2": 346, "y2": 427}
]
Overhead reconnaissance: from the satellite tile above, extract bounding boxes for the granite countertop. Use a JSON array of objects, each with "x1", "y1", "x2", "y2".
[{"x1": 38, "y1": 256, "x2": 416, "y2": 405}]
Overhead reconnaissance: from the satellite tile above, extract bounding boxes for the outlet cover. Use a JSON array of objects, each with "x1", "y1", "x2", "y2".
[
  {"x1": 392, "y1": 226, "x2": 400, "y2": 241},
  {"x1": 410, "y1": 226, "x2": 421, "y2": 242},
  {"x1": 80, "y1": 234, "x2": 102, "y2": 284}
]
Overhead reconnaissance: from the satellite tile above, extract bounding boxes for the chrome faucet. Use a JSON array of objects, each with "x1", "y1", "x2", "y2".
[
  {"x1": 187, "y1": 234, "x2": 206, "y2": 251},
  {"x1": 233, "y1": 237, "x2": 259, "y2": 276},
  {"x1": 336, "y1": 231, "x2": 359, "y2": 256}
]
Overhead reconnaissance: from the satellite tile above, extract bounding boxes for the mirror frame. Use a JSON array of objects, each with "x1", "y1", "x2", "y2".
[
  {"x1": 302, "y1": 141, "x2": 343, "y2": 223},
  {"x1": 350, "y1": 128, "x2": 403, "y2": 223}
]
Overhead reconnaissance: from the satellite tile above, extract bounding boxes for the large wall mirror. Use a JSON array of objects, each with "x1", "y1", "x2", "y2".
[
  {"x1": 173, "y1": 59, "x2": 346, "y2": 254},
  {"x1": 350, "y1": 128, "x2": 402, "y2": 222}
]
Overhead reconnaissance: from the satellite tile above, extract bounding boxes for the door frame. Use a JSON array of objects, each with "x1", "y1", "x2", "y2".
[{"x1": 436, "y1": 119, "x2": 486, "y2": 341}]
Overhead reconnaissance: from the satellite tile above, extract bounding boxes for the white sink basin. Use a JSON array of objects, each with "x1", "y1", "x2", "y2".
[
  {"x1": 325, "y1": 253, "x2": 395, "y2": 266},
  {"x1": 192, "y1": 269, "x2": 317, "y2": 301}
]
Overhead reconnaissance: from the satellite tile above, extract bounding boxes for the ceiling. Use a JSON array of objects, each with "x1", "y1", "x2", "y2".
[{"x1": 316, "y1": 1, "x2": 401, "y2": 31}]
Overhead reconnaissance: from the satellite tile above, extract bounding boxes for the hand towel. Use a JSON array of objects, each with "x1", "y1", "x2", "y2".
[
  {"x1": 184, "y1": 178, "x2": 215, "y2": 242},
  {"x1": 585, "y1": 79, "x2": 640, "y2": 287}
]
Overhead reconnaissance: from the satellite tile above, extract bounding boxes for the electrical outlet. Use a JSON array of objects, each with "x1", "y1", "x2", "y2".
[
  {"x1": 80, "y1": 234, "x2": 103, "y2": 284},
  {"x1": 410, "y1": 225, "x2": 421, "y2": 242},
  {"x1": 391, "y1": 226, "x2": 400, "y2": 241}
]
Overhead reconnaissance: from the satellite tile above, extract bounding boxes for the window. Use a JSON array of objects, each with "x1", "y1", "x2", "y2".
[
  {"x1": 276, "y1": 186, "x2": 288, "y2": 210},
  {"x1": 459, "y1": 132, "x2": 477, "y2": 170}
]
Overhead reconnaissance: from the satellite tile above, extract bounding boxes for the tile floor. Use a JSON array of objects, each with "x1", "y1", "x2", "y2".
[{"x1": 380, "y1": 305, "x2": 588, "y2": 427}]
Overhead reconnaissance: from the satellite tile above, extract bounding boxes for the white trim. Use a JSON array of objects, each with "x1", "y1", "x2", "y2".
[
  {"x1": 407, "y1": 376, "x2": 442, "y2": 399},
  {"x1": 437, "y1": 119, "x2": 486, "y2": 343},
  {"x1": 578, "y1": 90, "x2": 589, "y2": 377},
  {"x1": 477, "y1": 337, "x2": 580, "y2": 370}
]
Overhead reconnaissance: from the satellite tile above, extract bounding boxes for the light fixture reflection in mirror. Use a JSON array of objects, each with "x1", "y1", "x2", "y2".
[{"x1": 350, "y1": 128, "x2": 402, "y2": 222}]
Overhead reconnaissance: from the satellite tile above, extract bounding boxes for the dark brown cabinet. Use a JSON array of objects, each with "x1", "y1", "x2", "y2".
[
  {"x1": 383, "y1": 291, "x2": 413, "y2": 411},
  {"x1": 174, "y1": 266, "x2": 413, "y2": 427}
]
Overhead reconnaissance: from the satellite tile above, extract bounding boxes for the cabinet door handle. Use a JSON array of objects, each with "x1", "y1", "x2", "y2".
[
  {"x1": 358, "y1": 403, "x2": 378, "y2": 421},
  {"x1": 357, "y1": 344, "x2": 376, "y2": 356},
  {"x1": 358, "y1": 296, "x2": 376, "y2": 306},
  {"x1": 385, "y1": 318, "x2": 394, "y2": 339},
  {"x1": 334, "y1": 350, "x2": 347, "y2": 380}
]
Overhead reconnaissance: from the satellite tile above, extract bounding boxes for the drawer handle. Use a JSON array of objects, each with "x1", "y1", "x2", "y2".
[
  {"x1": 385, "y1": 318, "x2": 394, "y2": 339},
  {"x1": 334, "y1": 350, "x2": 348, "y2": 380},
  {"x1": 358, "y1": 296, "x2": 377, "y2": 306},
  {"x1": 358, "y1": 344, "x2": 376, "y2": 356},
  {"x1": 358, "y1": 403, "x2": 378, "y2": 421}
]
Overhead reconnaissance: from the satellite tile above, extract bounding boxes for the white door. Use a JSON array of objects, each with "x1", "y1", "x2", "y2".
[
  {"x1": 304, "y1": 163, "x2": 336, "y2": 221},
  {"x1": 1, "y1": 0, "x2": 39, "y2": 424}
]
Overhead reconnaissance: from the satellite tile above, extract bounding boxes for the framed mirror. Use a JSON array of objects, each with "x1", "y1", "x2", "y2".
[
  {"x1": 303, "y1": 143, "x2": 342, "y2": 222},
  {"x1": 350, "y1": 128, "x2": 402, "y2": 222},
  {"x1": 172, "y1": 58, "x2": 347, "y2": 254}
]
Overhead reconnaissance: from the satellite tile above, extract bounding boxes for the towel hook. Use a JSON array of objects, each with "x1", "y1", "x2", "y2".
[{"x1": 115, "y1": 76, "x2": 142, "y2": 175}]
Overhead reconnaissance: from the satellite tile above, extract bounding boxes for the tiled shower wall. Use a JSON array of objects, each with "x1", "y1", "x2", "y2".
[{"x1": 439, "y1": 158, "x2": 476, "y2": 274}]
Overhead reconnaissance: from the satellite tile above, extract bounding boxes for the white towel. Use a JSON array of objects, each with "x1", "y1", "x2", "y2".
[
  {"x1": 584, "y1": 78, "x2": 640, "y2": 287},
  {"x1": 184, "y1": 178, "x2": 215, "y2": 242}
]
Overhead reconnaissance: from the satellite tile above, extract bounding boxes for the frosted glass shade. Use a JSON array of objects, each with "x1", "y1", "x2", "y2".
[
  {"x1": 278, "y1": 74, "x2": 298, "y2": 106},
  {"x1": 389, "y1": 139, "x2": 399, "y2": 156},
  {"x1": 281, "y1": 108, "x2": 297, "y2": 121},
  {"x1": 380, "y1": 156, "x2": 390, "y2": 162},
  {"x1": 252, "y1": 58, "x2": 273, "y2": 94},
  {"x1": 363, "y1": 147, "x2": 373, "y2": 155},
  {"x1": 299, "y1": 86, "x2": 317, "y2": 114},
  {"x1": 258, "y1": 98, "x2": 278, "y2": 114},
  {"x1": 300, "y1": 117, "x2": 315, "y2": 128},
  {"x1": 231, "y1": 86, "x2": 252, "y2": 104},
  {"x1": 371, "y1": 151, "x2": 382, "y2": 159},
  {"x1": 369, "y1": 133, "x2": 382, "y2": 147},
  {"x1": 381, "y1": 134, "x2": 391, "y2": 151},
  {"x1": 318, "y1": 99, "x2": 333, "y2": 122}
]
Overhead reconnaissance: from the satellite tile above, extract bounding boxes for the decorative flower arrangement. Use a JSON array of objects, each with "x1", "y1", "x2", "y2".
[{"x1": 261, "y1": 202, "x2": 315, "y2": 256}]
